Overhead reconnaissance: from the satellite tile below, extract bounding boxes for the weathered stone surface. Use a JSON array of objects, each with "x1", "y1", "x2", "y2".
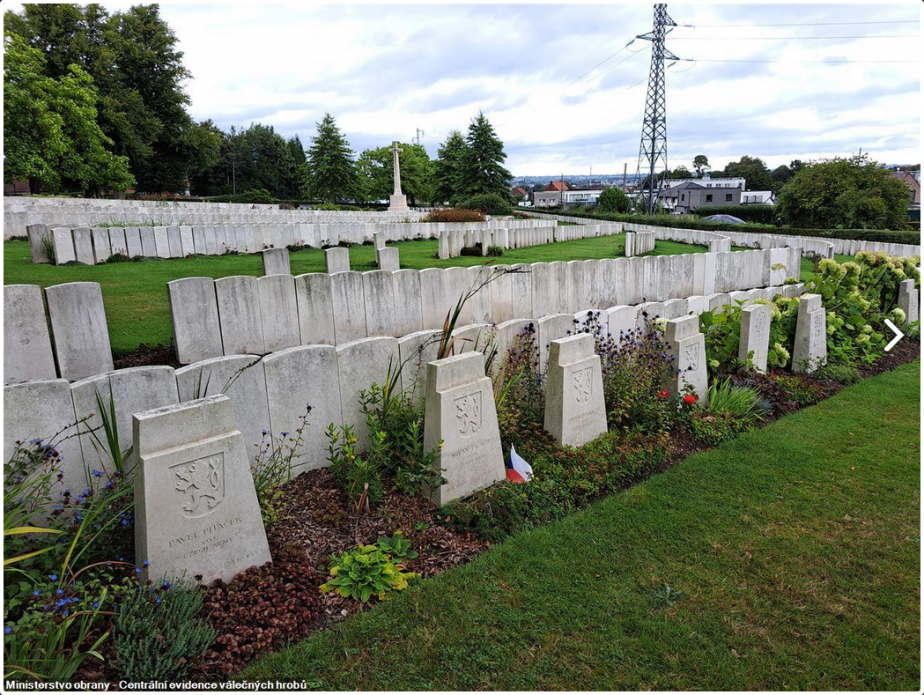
[
  {"x1": 166, "y1": 226, "x2": 183, "y2": 258},
  {"x1": 294, "y1": 273, "x2": 336, "y2": 346},
  {"x1": 336, "y1": 337, "x2": 399, "y2": 451},
  {"x1": 664, "y1": 315, "x2": 708, "y2": 401},
  {"x1": 397, "y1": 329, "x2": 440, "y2": 404},
  {"x1": 537, "y1": 313, "x2": 575, "y2": 372},
  {"x1": 377, "y1": 247, "x2": 400, "y2": 272},
  {"x1": 263, "y1": 345, "x2": 341, "y2": 471},
  {"x1": 72, "y1": 366, "x2": 179, "y2": 471},
  {"x1": 325, "y1": 247, "x2": 350, "y2": 274},
  {"x1": 153, "y1": 226, "x2": 171, "y2": 259},
  {"x1": 176, "y1": 355, "x2": 268, "y2": 463},
  {"x1": 140, "y1": 227, "x2": 157, "y2": 257},
  {"x1": 45, "y1": 282, "x2": 113, "y2": 380},
  {"x1": 168, "y1": 278, "x2": 224, "y2": 364},
  {"x1": 450, "y1": 323, "x2": 490, "y2": 353},
  {"x1": 329, "y1": 272, "x2": 367, "y2": 344},
  {"x1": 257, "y1": 275, "x2": 300, "y2": 353},
  {"x1": 90, "y1": 228, "x2": 111, "y2": 264},
  {"x1": 792, "y1": 293, "x2": 827, "y2": 373},
  {"x1": 179, "y1": 226, "x2": 195, "y2": 256},
  {"x1": 72, "y1": 228, "x2": 95, "y2": 264},
  {"x1": 423, "y1": 352, "x2": 504, "y2": 505},
  {"x1": 362, "y1": 271, "x2": 398, "y2": 337},
  {"x1": 124, "y1": 227, "x2": 143, "y2": 258},
  {"x1": 109, "y1": 228, "x2": 129, "y2": 257},
  {"x1": 739, "y1": 303, "x2": 771, "y2": 372},
  {"x1": 392, "y1": 270, "x2": 423, "y2": 336},
  {"x1": 27, "y1": 224, "x2": 51, "y2": 263},
  {"x1": 133, "y1": 394, "x2": 271, "y2": 585},
  {"x1": 419, "y1": 268, "x2": 448, "y2": 330},
  {"x1": 215, "y1": 276, "x2": 265, "y2": 355},
  {"x1": 544, "y1": 334, "x2": 607, "y2": 447},
  {"x1": 3, "y1": 379, "x2": 85, "y2": 491},
  {"x1": 262, "y1": 248, "x2": 290, "y2": 276},
  {"x1": 4, "y1": 285, "x2": 57, "y2": 385},
  {"x1": 604, "y1": 305, "x2": 636, "y2": 341},
  {"x1": 898, "y1": 279, "x2": 919, "y2": 327}
]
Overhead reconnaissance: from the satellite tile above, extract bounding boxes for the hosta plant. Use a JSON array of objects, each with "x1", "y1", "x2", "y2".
[{"x1": 320, "y1": 542, "x2": 418, "y2": 603}]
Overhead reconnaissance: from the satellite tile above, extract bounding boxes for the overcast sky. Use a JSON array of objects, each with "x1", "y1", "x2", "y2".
[{"x1": 8, "y1": 1, "x2": 923, "y2": 176}]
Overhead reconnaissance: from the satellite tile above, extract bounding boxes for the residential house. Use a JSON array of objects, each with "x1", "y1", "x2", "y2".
[
  {"x1": 659, "y1": 181, "x2": 742, "y2": 213},
  {"x1": 892, "y1": 171, "x2": 921, "y2": 208},
  {"x1": 534, "y1": 180, "x2": 572, "y2": 208}
]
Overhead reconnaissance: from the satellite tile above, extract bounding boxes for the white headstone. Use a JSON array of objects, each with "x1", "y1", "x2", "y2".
[
  {"x1": 168, "y1": 278, "x2": 224, "y2": 364},
  {"x1": 4, "y1": 285, "x2": 57, "y2": 385},
  {"x1": 257, "y1": 275, "x2": 300, "y2": 353},
  {"x1": 133, "y1": 395, "x2": 271, "y2": 585},
  {"x1": 294, "y1": 273, "x2": 336, "y2": 345},
  {"x1": 664, "y1": 315, "x2": 708, "y2": 402},
  {"x1": 262, "y1": 248, "x2": 290, "y2": 276},
  {"x1": 45, "y1": 282, "x2": 113, "y2": 381},
  {"x1": 544, "y1": 334, "x2": 607, "y2": 447},
  {"x1": 792, "y1": 294, "x2": 827, "y2": 373},
  {"x1": 336, "y1": 337, "x2": 399, "y2": 451},
  {"x1": 263, "y1": 345, "x2": 342, "y2": 471},
  {"x1": 325, "y1": 247, "x2": 351, "y2": 274},
  {"x1": 739, "y1": 303, "x2": 771, "y2": 373},
  {"x1": 215, "y1": 276, "x2": 265, "y2": 356},
  {"x1": 377, "y1": 247, "x2": 400, "y2": 272},
  {"x1": 897, "y1": 279, "x2": 919, "y2": 327},
  {"x1": 330, "y1": 272, "x2": 367, "y2": 344},
  {"x1": 51, "y1": 228, "x2": 76, "y2": 265},
  {"x1": 72, "y1": 228, "x2": 95, "y2": 264},
  {"x1": 27, "y1": 224, "x2": 51, "y2": 263},
  {"x1": 422, "y1": 352, "x2": 504, "y2": 505}
]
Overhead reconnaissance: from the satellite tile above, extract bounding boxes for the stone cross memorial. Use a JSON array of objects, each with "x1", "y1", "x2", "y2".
[
  {"x1": 544, "y1": 334, "x2": 607, "y2": 447},
  {"x1": 792, "y1": 293, "x2": 827, "y2": 374},
  {"x1": 739, "y1": 303, "x2": 771, "y2": 373},
  {"x1": 134, "y1": 394, "x2": 271, "y2": 585},
  {"x1": 423, "y1": 352, "x2": 504, "y2": 505},
  {"x1": 388, "y1": 141, "x2": 409, "y2": 212},
  {"x1": 664, "y1": 315, "x2": 708, "y2": 403}
]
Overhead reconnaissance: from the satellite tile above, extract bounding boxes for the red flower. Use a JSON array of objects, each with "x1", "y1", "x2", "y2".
[
  {"x1": 682, "y1": 394, "x2": 698, "y2": 405},
  {"x1": 657, "y1": 390, "x2": 670, "y2": 400}
]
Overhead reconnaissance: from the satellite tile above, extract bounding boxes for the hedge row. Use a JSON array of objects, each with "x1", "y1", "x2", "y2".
[
  {"x1": 692, "y1": 205, "x2": 777, "y2": 224},
  {"x1": 534, "y1": 209, "x2": 920, "y2": 245}
]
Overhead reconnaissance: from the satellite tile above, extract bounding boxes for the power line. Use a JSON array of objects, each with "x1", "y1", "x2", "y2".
[
  {"x1": 690, "y1": 19, "x2": 919, "y2": 27},
  {"x1": 695, "y1": 58, "x2": 918, "y2": 64},
  {"x1": 575, "y1": 45, "x2": 648, "y2": 86},
  {"x1": 567, "y1": 43, "x2": 631, "y2": 86},
  {"x1": 672, "y1": 34, "x2": 919, "y2": 40}
]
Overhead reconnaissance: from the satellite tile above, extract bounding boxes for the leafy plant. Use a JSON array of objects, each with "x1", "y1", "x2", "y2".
[
  {"x1": 326, "y1": 423, "x2": 383, "y2": 508},
  {"x1": 114, "y1": 580, "x2": 215, "y2": 681},
  {"x1": 376, "y1": 532, "x2": 418, "y2": 562},
  {"x1": 699, "y1": 301, "x2": 747, "y2": 375},
  {"x1": 320, "y1": 543, "x2": 417, "y2": 603},
  {"x1": 251, "y1": 405, "x2": 312, "y2": 526},
  {"x1": 706, "y1": 380, "x2": 765, "y2": 421}
]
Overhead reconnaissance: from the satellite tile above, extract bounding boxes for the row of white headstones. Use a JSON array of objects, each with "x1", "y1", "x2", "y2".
[{"x1": 136, "y1": 295, "x2": 838, "y2": 587}]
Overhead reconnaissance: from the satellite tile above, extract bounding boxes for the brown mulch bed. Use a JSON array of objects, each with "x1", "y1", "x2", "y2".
[{"x1": 113, "y1": 343, "x2": 180, "y2": 370}]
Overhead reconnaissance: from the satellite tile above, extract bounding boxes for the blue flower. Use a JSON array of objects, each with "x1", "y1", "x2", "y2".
[
  {"x1": 93, "y1": 602, "x2": 99, "y2": 609},
  {"x1": 91, "y1": 470, "x2": 103, "y2": 477},
  {"x1": 50, "y1": 574, "x2": 58, "y2": 581},
  {"x1": 55, "y1": 589, "x2": 64, "y2": 596},
  {"x1": 155, "y1": 596, "x2": 162, "y2": 604},
  {"x1": 4, "y1": 626, "x2": 11, "y2": 634},
  {"x1": 32, "y1": 591, "x2": 40, "y2": 597},
  {"x1": 281, "y1": 431, "x2": 290, "y2": 437},
  {"x1": 142, "y1": 560, "x2": 149, "y2": 567},
  {"x1": 134, "y1": 567, "x2": 141, "y2": 574}
]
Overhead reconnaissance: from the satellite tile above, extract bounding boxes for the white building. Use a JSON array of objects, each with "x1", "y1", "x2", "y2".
[
  {"x1": 741, "y1": 190, "x2": 775, "y2": 205},
  {"x1": 664, "y1": 175, "x2": 745, "y2": 190}
]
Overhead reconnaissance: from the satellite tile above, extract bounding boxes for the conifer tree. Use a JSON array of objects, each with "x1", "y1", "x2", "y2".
[
  {"x1": 459, "y1": 111, "x2": 511, "y2": 199},
  {"x1": 304, "y1": 113, "x2": 357, "y2": 202}
]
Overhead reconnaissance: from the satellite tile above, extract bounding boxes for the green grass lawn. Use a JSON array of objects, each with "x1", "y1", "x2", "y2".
[
  {"x1": 3, "y1": 235, "x2": 705, "y2": 356},
  {"x1": 241, "y1": 360, "x2": 920, "y2": 690}
]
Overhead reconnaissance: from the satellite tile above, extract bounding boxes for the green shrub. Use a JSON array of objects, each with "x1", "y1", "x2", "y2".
[
  {"x1": 693, "y1": 205, "x2": 777, "y2": 224},
  {"x1": 486, "y1": 244, "x2": 504, "y2": 257},
  {"x1": 460, "y1": 193, "x2": 511, "y2": 216},
  {"x1": 320, "y1": 543, "x2": 417, "y2": 603},
  {"x1": 210, "y1": 188, "x2": 275, "y2": 204},
  {"x1": 114, "y1": 581, "x2": 215, "y2": 682},
  {"x1": 376, "y1": 531, "x2": 418, "y2": 562},
  {"x1": 706, "y1": 380, "x2": 765, "y2": 424},
  {"x1": 597, "y1": 187, "x2": 632, "y2": 214},
  {"x1": 700, "y1": 302, "x2": 746, "y2": 375},
  {"x1": 813, "y1": 363, "x2": 862, "y2": 385},
  {"x1": 104, "y1": 253, "x2": 132, "y2": 263}
]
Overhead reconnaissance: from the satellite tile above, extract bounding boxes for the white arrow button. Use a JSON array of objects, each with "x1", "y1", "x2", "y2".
[{"x1": 884, "y1": 319, "x2": 904, "y2": 352}]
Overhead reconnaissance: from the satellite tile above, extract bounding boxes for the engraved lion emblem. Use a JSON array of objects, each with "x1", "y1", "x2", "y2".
[
  {"x1": 171, "y1": 455, "x2": 224, "y2": 518},
  {"x1": 454, "y1": 392, "x2": 482, "y2": 438},
  {"x1": 573, "y1": 367, "x2": 593, "y2": 404}
]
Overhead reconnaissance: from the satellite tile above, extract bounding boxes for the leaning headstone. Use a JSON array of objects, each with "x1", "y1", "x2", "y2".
[
  {"x1": 792, "y1": 293, "x2": 827, "y2": 374},
  {"x1": 423, "y1": 351, "x2": 505, "y2": 505},
  {"x1": 27, "y1": 224, "x2": 51, "y2": 263},
  {"x1": 377, "y1": 247, "x2": 400, "y2": 272},
  {"x1": 72, "y1": 228, "x2": 95, "y2": 265},
  {"x1": 4, "y1": 285, "x2": 57, "y2": 385},
  {"x1": 45, "y1": 282, "x2": 113, "y2": 380},
  {"x1": 133, "y1": 395, "x2": 271, "y2": 585},
  {"x1": 50, "y1": 228, "x2": 77, "y2": 265},
  {"x1": 262, "y1": 247, "x2": 290, "y2": 276},
  {"x1": 664, "y1": 315, "x2": 708, "y2": 402},
  {"x1": 544, "y1": 334, "x2": 607, "y2": 447},
  {"x1": 325, "y1": 247, "x2": 350, "y2": 274},
  {"x1": 739, "y1": 303, "x2": 771, "y2": 373},
  {"x1": 91, "y1": 228, "x2": 112, "y2": 264},
  {"x1": 897, "y1": 279, "x2": 919, "y2": 327},
  {"x1": 3, "y1": 379, "x2": 86, "y2": 491},
  {"x1": 168, "y1": 278, "x2": 224, "y2": 364}
]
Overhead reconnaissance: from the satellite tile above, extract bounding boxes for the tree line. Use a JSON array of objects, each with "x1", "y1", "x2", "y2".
[{"x1": 3, "y1": 4, "x2": 512, "y2": 204}]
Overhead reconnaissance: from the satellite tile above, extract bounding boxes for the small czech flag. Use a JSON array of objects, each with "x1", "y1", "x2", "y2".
[{"x1": 505, "y1": 445, "x2": 533, "y2": 483}]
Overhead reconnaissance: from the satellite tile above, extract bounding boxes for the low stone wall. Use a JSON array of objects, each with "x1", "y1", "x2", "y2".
[
  {"x1": 437, "y1": 222, "x2": 622, "y2": 259},
  {"x1": 3, "y1": 282, "x2": 809, "y2": 491},
  {"x1": 167, "y1": 248, "x2": 804, "y2": 365},
  {"x1": 26, "y1": 219, "x2": 558, "y2": 265}
]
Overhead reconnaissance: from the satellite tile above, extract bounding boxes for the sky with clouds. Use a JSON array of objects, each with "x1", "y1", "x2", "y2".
[{"x1": 7, "y1": 1, "x2": 922, "y2": 176}]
